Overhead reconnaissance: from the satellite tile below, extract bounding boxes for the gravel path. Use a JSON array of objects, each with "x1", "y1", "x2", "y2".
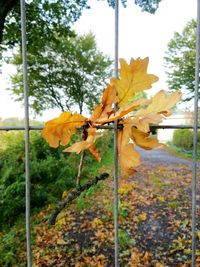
[{"x1": 136, "y1": 146, "x2": 200, "y2": 169}]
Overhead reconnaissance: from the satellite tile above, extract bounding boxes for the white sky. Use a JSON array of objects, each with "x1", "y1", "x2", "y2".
[{"x1": 0, "y1": 0, "x2": 196, "y2": 121}]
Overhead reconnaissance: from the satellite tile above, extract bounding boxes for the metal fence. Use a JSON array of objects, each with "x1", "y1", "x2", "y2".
[{"x1": 1, "y1": 0, "x2": 199, "y2": 266}]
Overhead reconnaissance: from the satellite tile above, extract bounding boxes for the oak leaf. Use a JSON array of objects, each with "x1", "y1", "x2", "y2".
[
  {"x1": 94, "y1": 99, "x2": 145, "y2": 125},
  {"x1": 136, "y1": 90, "x2": 181, "y2": 117},
  {"x1": 124, "y1": 90, "x2": 181, "y2": 132},
  {"x1": 90, "y1": 84, "x2": 118, "y2": 122},
  {"x1": 124, "y1": 114, "x2": 163, "y2": 133},
  {"x1": 63, "y1": 128, "x2": 101, "y2": 160},
  {"x1": 42, "y1": 112, "x2": 87, "y2": 147},
  {"x1": 118, "y1": 125, "x2": 140, "y2": 178},
  {"x1": 111, "y1": 57, "x2": 158, "y2": 107},
  {"x1": 131, "y1": 127, "x2": 164, "y2": 150},
  {"x1": 88, "y1": 145, "x2": 101, "y2": 162}
]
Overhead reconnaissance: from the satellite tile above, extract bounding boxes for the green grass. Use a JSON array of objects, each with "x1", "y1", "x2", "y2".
[
  {"x1": 118, "y1": 229, "x2": 136, "y2": 249},
  {"x1": 166, "y1": 142, "x2": 200, "y2": 160},
  {"x1": 168, "y1": 200, "x2": 181, "y2": 209}
]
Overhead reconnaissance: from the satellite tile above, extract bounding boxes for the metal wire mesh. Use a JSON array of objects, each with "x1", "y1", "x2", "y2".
[{"x1": 6, "y1": 0, "x2": 198, "y2": 266}]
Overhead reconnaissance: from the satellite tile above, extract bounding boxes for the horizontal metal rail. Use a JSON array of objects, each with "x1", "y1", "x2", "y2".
[{"x1": 0, "y1": 125, "x2": 199, "y2": 131}]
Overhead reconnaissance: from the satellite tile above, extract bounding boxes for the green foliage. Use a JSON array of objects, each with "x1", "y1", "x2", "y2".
[
  {"x1": 0, "y1": 130, "x2": 113, "y2": 230},
  {"x1": 119, "y1": 201, "x2": 129, "y2": 218},
  {"x1": 119, "y1": 229, "x2": 135, "y2": 249},
  {"x1": 172, "y1": 129, "x2": 194, "y2": 150},
  {"x1": 164, "y1": 19, "x2": 197, "y2": 101},
  {"x1": 101, "y1": 0, "x2": 162, "y2": 13},
  {"x1": 0, "y1": 222, "x2": 26, "y2": 267},
  {"x1": 1, "y1": 0, "x2": 111, "y2": 115},
  {"x1": 9, "y1": 32, "x2": 112, "y2": 114},
  {"x1": 0, "y1": 117, "x2": 42, "y2": 127},
  {"x1": 0, "y1": 131, "x2": 79, "y2": 229},
  {"x1": 1, "y1": 0, "x2": 88, "y2": 52}
]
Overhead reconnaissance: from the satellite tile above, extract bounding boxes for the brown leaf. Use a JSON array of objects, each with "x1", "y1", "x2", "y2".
[
  {"x1": 63, "y1": 128, "x2": 101, "y2": 155},
  {"x1": 89, "y1": 145, "x2": 101, "y2": 162},
  {"x1": 42, "y1": 112, "x2": 87, "y2": 148},
  {"x1": 111, "y1": 57, "x2": 158, "y2": 107},
  {"x1": 90, "y1": 84, "x2": 118, "y2": 122},
  {"x1": 136, "y1": 90, "x2": 181, "y2": 117},
  {"x1": 94, "y1": 99, "x2": 145, "y2": 125},
  {"x1": 131, "y1": 127, "x2": 164, "y2": 150},
  {"x1": 118, "y1": 125, "x2": 140, "y2": 178}
]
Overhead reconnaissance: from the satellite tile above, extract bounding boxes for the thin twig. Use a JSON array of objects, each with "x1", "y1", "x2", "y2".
[
  {"x1": 48, "y1": 172, "x2": 109, "y2": 225},
  {"x1": 76, "y1": 151, "x2": 85, "y2": 188}
]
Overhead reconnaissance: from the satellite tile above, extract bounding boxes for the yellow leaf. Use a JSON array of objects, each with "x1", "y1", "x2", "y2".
[
  {"x1": 158, "y1": 196, "x2": 165, "y2": 202},
  {"x1": 123, "y1": 90, "x2": 181, "y2": 132},
  {"x1": 131, "y1": 127, "x2": 164, "y2": 150},
  {"x1": 197, "y1": 230, "x2": 200, "y2": 240},
  {"x1": 92, "y1": 218, "x2": 103, "y2": 227},
  {"x1": 134, "y1": 212, "x2": 147, "y2": 222},
  {"x1": 136, "y1": 90, "x2": 181, "y2": 117},
  {"x1": 102, "y1": 83, "x2": 119, "y2": 106},
  {"x1": 89, "y1": 145, "x2": 101, "y2": 162},
  {"x1": 111, "y1": 57, "x2": 158, "y2": 107},
  {"x1": 94, "y1": 99, "x2": 144, "y2": 125},
  {"x1": 90, "y1": 84, "x2": 118, "y2": 122},
  {"x1": 42, "y1": 112, "x2": 87, "y2": 148},
  {"x1": 155, "y1": 263, "x2": 165, "y2": 267},
  {"x1": 57, "y1": 238, "x2": 66, "y2": 245},
  {"x1": 125, "y1": 114, "x2": 163, "y2": 133},
  {"x1": 118, "y1": 126, "x2": 140, "y2": 178},
  {"x1": 63, "y1": 128, "x2": 102, "y2": 154}
]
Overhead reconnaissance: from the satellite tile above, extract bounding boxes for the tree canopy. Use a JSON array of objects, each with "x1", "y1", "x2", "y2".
[
  {"x1": 0, "y1": 0, "x2": 88, "y2": 51},
  {"x1": 164, "y1": 19, "x2": 197, "y2": 102},
  {"x1": 103, "y1": 0, "x2": 162, "y2": 13},
  {"x1": 0, "y1": 0, "x2": 163, "y2": 44},
  {"x1": 9, "y1": 32, "x2": 112, "y2": 114}
]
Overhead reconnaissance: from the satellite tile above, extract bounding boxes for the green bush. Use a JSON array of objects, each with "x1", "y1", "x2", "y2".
[
  {"x1": 0, "y1": 131, "x2": 79, "y2": 229},
  {"x1": 172, "y1": 129, "x2": 194, "y2": 150},
  {"x1": 0, "y1": 130, "x2": 113, "y2": 230}
]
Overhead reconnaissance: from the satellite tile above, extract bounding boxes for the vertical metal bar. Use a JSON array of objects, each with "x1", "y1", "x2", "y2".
[
  {"x1": 192, "y1": 1, "x2": 200, "y2": 266},
  {"x1": 114, "y1": 0, "x2": 119, "y2": 266},
  {"x1": 20, "y1": 0, "x2": 32, "y2": 266}
]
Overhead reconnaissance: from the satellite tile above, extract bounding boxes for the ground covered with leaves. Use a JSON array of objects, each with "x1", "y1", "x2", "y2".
[{"x1": 18, "y1": 150, "x2": 199, "y2": 267}]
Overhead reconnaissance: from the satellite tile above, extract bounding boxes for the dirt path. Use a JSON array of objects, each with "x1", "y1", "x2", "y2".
[
  {"x1": 138, "y1": 146, "x2": 195, "y2": 167},
  {"x1": 32, "y1": 148, "x2": 200, "y2": 267}
]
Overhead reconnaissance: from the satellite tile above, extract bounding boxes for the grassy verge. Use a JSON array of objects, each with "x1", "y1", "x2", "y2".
[{"x1": 166, "y1": 142, "x2": 200, "y2": 160}]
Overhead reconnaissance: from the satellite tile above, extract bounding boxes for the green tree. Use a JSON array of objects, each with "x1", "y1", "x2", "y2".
[
  {"x1": 0, "y1": 0, "x2": 88, "y2": 49},
  {"x1": 9, "y1": 32, "x2": 112, "y2": 114},
  {"x1": 164, "y1": 19, "x2": 197, "y2": 101},
  {"x1": 103, "y1": 0, "x2": 162, "y2": 13},
  {"x1": 0, "y1": 0, "x2": 163, "y2": 44}
]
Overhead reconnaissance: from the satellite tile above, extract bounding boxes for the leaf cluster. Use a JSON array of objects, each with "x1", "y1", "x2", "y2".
[{"x1": 43, "y1": 57, "x2": 181, "y2": 178}]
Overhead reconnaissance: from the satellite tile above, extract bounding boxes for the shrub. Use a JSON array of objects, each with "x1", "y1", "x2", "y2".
[
  {"x1": 0, "y1": 131, "x2": 79, "y2": 229},
  {"x1": 172, "y1": 129, "x2": 194, "y2": 150},
  {"x1": 0, "y1": 130, "x2": 113, "y2": 230}
]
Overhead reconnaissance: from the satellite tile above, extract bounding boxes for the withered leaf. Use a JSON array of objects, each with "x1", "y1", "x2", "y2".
[
  {"x1": 64, "y1": 128, "x2": 101, "y2": 160},
  {"x1": 118, "y1": 125, "x2": 140, "y2": 178},
  {"x1": 111, "y1": 58, "x2": 158, "y2": 108},
  {"x1": 42, "y1": 112, "x2": 87, "y2": 148}
]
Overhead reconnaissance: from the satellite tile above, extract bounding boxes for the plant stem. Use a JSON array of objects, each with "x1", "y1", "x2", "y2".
[{"x1": 76, "y1": 151, "x2": 85, "y2": 188}]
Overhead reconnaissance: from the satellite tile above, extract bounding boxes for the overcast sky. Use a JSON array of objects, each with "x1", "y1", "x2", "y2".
[{"x1": 0, "y1": 0, "x2": 196, "y2": 120}]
